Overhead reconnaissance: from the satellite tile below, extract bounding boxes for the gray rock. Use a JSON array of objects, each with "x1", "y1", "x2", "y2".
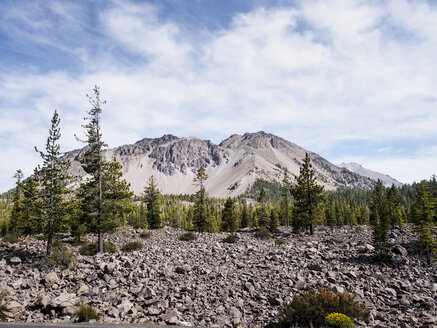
[
  {"x1": 6, "y1": 301, "x2": 23, "y2": 313},
  {"x1": 44, "y1": 272, "x2": 60, "y2": 286},
  {"x1": 9, "y1": 257, "x2": 21, "y2": 265},
  {"x1": 36, "y1": 294, "x2": 51, "y2": 308},
  {"x1": 50, "y1": 293, "x2": 78, "y2": 308},
  {"x1": 160, "y1": 308, "x2": 180, "y2": 324}
]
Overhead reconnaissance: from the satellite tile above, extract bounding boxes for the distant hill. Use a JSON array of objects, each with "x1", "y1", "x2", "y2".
[
  {"x1": 65, "y1": 131, "x2": 378, "y2": 197},
  {"x1": 338, "y1": 162, "x2": 403, "y2": 187}
]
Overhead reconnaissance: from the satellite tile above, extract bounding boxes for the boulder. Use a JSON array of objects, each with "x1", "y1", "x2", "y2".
[
  {"x1": 9, "y1": 257, "x2": 21, "y2": 265},
  {"x1": 44, "y1": 272, "x2": 60, "y2": 286},
  {"x1": 6, "y1": 301, "x2": 23, "y2": 313},
  {"x1": 50, "y1": 293, "x2": 78, "y2": 308}
]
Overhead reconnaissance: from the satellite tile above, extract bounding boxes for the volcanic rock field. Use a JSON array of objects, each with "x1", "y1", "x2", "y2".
[{"x1": 1, "y1": 226, "x2": 436, "y2": 327}]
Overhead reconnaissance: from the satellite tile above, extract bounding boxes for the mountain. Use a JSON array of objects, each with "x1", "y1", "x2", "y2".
[
  {"x1": 66, "y1": 131, "x2": 376, "y2": 197},
  {"x1": 338, "y1": 162, "x2": 403, "y2": 187}
]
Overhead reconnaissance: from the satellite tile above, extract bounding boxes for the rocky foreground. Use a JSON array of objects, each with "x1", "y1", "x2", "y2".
[{"x1": 0, "y1": 226, "x2": 436, "y2": 327}]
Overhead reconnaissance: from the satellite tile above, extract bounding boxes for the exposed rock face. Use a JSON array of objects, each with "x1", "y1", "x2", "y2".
[
  {"x1": 338, "y1": 162, "x2": 403, "y2": 187},
  {"x1": 0, "y1": 225, "x2": 436, "y2": 327},
  {"x1": 64, "y1": 131, "x2": 377, "y2": 197}
]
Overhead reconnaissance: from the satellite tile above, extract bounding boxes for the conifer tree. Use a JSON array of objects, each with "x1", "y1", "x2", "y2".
[
  {"x1": 20, "y1": 172, "x2": 41, "y2": 236},
  {"x1": 387, "y1": 184, "x2": 403, "y2": 227},
  {"x1": 280, "y1": 168, "x2": 291, "y2": 226},
  {"x1": 35, "y1": 110, "x2": 71, "y2": 255},
  {"x1": 240, "y1": 201, "x2": 250, "y2": 228},
  {"x1": 411, "y1": 181, "x2": 435, "y2": 265},
  {"x1": 193, "y1": 166, "x2": 208, "y2": 232},
  {"x1": 76, "y1": 86, "x2": 132, "y2": 252},
  {"x1": 144, "y1": 176, "x2": 161, "y2": 229},
  {"x1": 257, "y1": 187, "x2": 269, "y2": 227},
  {"x1": 221, "y1": 197, "x2": 237, "y2": 232},
  {"x1": 10, "y1": 170, "x2": 25, "y2": 236},
  {"x1": 291, "y1": 153, "x2": 324, "y2": 234},
  {"x1": 369, "y1": 180, "x2": 391, "y2": 261},
  {"x1": 269, "y1": 208, "x2": 279, "y2": 233},
  {"x1": 325, "y1": 199, "x2": 336, "y2": 231}
]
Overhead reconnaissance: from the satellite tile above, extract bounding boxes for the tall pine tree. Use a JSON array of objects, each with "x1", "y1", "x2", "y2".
[
  {"x1": 386, "y1": 184, "x2": 403, "y2": 227},
  {"x1": 193, "y1": 166, "x2": 208, "y2": 232},
  {"x1": 280, "y1": 168, "x2": 291, "y2": 226},
  {"x1": 35, "y1": 110, "x2": 71, "y2": 255},
  {"x1": 291, "y1": 153, "x2": 324, "y2": 235},
  {"x1": 369, "y1": 180, "x2": 391, "y2": 261},
  {"x1": 412, "y1": 181, "x2": 435, "y2": 265},
  {"x1": 144, "y1": 176, "x2": 161, "y2": 229},
  {"x1": 10, "y1": 170, "x2": 24, "y2": 237},
  {"x1": 76, "y1": 86, "x2": 132, "y2": 252},
  {"x1": 221, "y1": 197, "x2": 237, "y2": 232}
]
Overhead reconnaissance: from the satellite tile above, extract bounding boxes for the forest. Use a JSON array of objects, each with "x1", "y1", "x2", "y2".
[{"x1": 0, "y1": 86, "x2": 436, "y2": 265}]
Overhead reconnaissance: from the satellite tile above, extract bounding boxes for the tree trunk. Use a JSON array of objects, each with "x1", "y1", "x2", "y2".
[
  {"x1": 309, "y1": 222, "x2": 313, "y2": 235},
  {"x1": 98, "y1": 230, "x2": 104, "y2": 253},
  {"x1": 46, "y1": 223, "x2": 53, "y2": 256}
]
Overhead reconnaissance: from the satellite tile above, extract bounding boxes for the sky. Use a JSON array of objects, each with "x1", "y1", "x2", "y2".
[{"x1": 1, "y1": 0, "x2": 437, "y2": 192}]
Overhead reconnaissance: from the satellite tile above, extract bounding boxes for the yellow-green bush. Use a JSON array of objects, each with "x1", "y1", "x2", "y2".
[
  {"x1": 74, "y1": 302, "x2": 100, "y2": 322},
  {"x1": 325, "y1": 313, "x2": 355, "y2": 328},
  {"x1": 277, "y1": 288, "x2": 369, "y2": 327},
  {"x1": 46, "y1": 242, "x2": 74, "y2": 268}
]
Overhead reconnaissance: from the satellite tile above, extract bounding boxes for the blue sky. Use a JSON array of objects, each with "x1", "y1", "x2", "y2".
[{"x1": 1, "y1": 0, "x2": 437, "y2": 192}]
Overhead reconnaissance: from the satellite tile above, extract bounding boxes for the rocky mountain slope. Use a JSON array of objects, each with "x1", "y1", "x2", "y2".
[
  {"x1": 338, "y1": 162, "x2": 403, "y2": 187},
  {"x1": 1, "y1": 226, "x2": 436, "y2": 327},
  {"x1": 66, "y1": 131, "x2": 377, "y2": 197}
]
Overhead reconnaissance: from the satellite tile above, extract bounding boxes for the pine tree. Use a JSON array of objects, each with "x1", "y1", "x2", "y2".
[
  {"x1": 269, "y1": 208, "x2": 279, "y2": 233},
  {"x1": 20, "y1": 172, "x2": 41, "y2": 236},
  {"x1": 35, "y1": 110, "x2": 71, "y2": 255},
  {"x1": 76, "y1": 86, "x2": 132, "y2": 252},
  {"x1": 257, "y1": 188, "x2": 269, "y2": 227},
  {"x1": 369, "y1": 180, "x2": 391, "y2": 261},
  {"x1": 386, "y1": 184, "x2": 403, "y2": 227},
  {"x1": 101, "y1": 159, "x2": 133, "y2": 227},
  {"x1": 240, "y1": 201, "x2": 250, "y2": 228},
  {"x1": 144, "y1": 176, "x2": 161, "y2": 229},
  {"x1": 291, "y1": 153, "x2": 324, "y2": 235},
  {"x1": 325, "y1": 199, "x2": 336, "y2": 231},
  {"x1": 280, "y1": 168, "x2": 291, "y2": 226},
  {"x1": 222, "y1": 197, "x2": 237, "y2": 232},
  {"x1": 411, "y1": 181, "x2": 435, "y2": 265},
  {"x1": 10, "y1": 170, "x2": 25, "y2": 236},
  {"x1": 193, "y1": 166, "x2": 208, "y2": 232}
]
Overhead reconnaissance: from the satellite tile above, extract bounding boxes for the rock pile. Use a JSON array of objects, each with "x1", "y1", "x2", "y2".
[{"x1": 0, "y1": 225, "x2": 436, "y2": 327}]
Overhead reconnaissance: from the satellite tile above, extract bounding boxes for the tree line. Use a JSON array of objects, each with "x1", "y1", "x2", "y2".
[{"x1": 0, "y1": 86, "x2": 436, "y2": 263}]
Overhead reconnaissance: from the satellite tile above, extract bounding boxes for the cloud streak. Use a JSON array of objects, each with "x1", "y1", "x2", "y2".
[{"x1": 0, "y1": 0, "x2": 437, "y2": 191}]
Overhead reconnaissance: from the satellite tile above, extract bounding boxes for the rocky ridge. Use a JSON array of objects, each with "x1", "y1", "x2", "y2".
[
  {"x1": 1, "y1": 226, "x2": 436, "y2": 327},
  {"x1": 65, "y1": 131, "x2": 376, "y2": 197},
  {"x1": 338, "y1": 162, "x2": 403, "y2": 187}
]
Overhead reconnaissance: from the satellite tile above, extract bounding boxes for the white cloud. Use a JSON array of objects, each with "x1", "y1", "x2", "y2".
[{"x1": 1, "y1": 0, "x2": 437, "y2": 191}]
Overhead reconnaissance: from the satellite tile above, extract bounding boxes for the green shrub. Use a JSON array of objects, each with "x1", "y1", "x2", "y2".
[
  {"x1": 179, "y1": 231, "x2": 197, "y2": 241},
  {"x1": 275, "y1": 238, "x2": 286, "y2": 245},
  {"x1": 277, "y1": 288, "x2": 369, "y2": 328},
  {"x1": 325, "y1": 313, "x2": 355, "y2": 328},
  {"x1": 222, "y1": 234, "x2": 239, "y2": 243},
  {"x1": 121, "y1": 241, "x2": 143, "y2": 252},
  {"x1": 74, "y1": 302, "x2": 100, "y2": 322},
  {"x1": 1, "y1": 234, "x2": 18, "y2": 244},
  {"x1": 46, "y1": 242, "x2": 74, "y2": 269},
  {"x1": 140, "y1": 231, "x2": 152, "y2": 239},
  {"x1": 255, "y1": 227, "x2": 271, "y2": 240},
  {"x1": 79, "y1": 241, "x2": 117, "y2": 256},
  {"x1": 0, "y1": 290, "x2": 8, "y2": 321}
]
